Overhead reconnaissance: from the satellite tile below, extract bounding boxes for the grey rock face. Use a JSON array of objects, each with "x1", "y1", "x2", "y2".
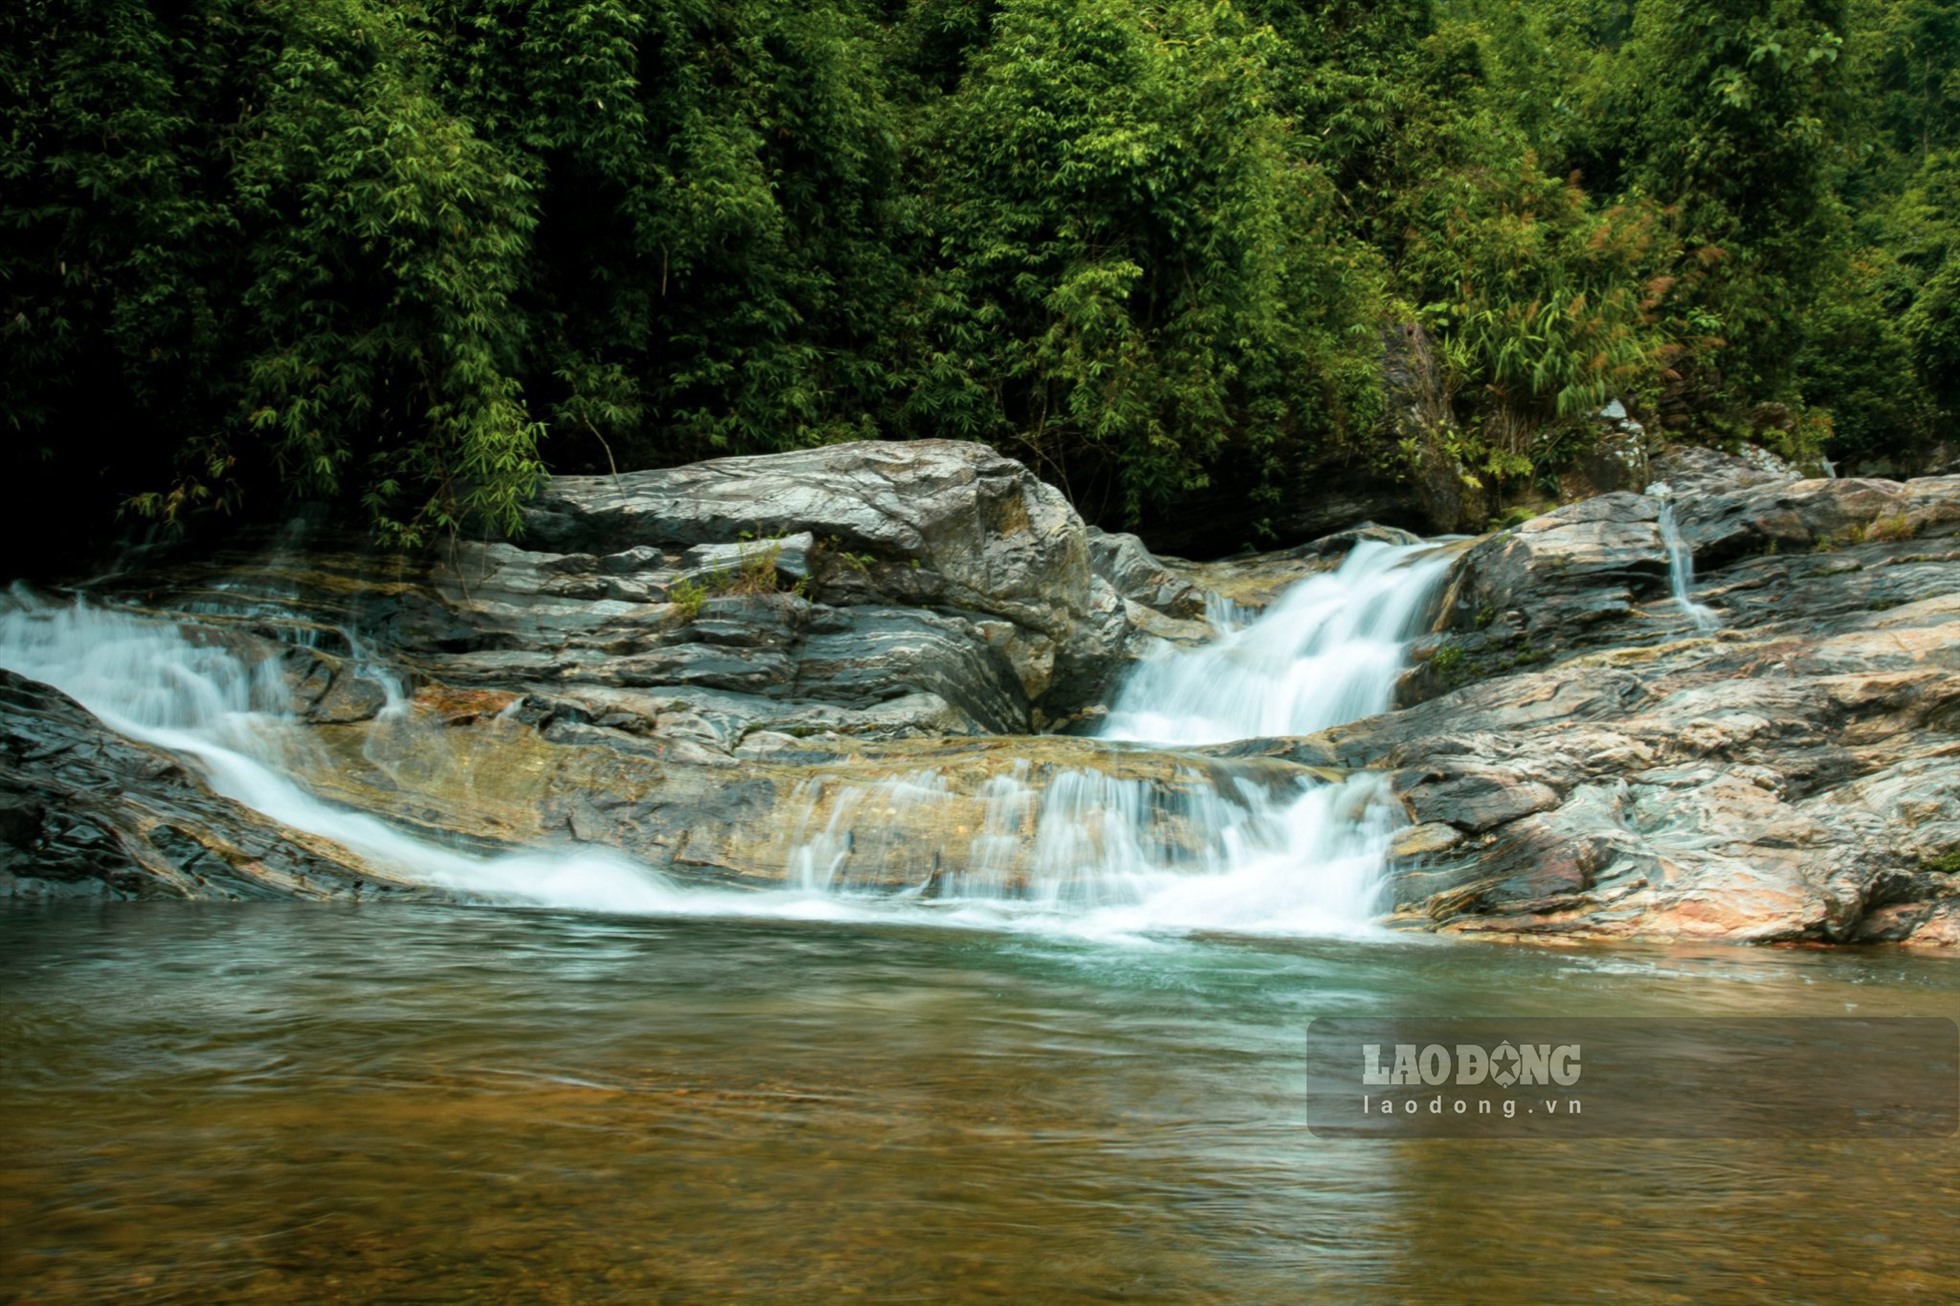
[
  {"x1": 1277, "y1": 461, "x2": 1960, "y2": 946},
  {"x1": 455, "y1": 440, "x2": 1127, "y2": 734},
  {"x1": 523, "y1": 439, "x2": 1090, "y2": 642},
  {"x1": 1436, "y1": 491, "x2": 1667, "y2": 651},
  {"x1": 1087, "y1": 528, "x2": 1207, "y2": 620}
]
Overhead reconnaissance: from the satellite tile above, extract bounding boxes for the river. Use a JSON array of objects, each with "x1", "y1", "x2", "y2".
[
  {"x1": 4, "y1": 903, "x2": 1957, "y2": 1302},
  {"x1": 4, "y1": 533, "x2": 1957, "y2": 1301}
]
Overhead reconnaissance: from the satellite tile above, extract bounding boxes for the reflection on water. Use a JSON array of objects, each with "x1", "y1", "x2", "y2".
[{"x1": 3, "y1": 903, "x2": 1957, "y2": 1303}]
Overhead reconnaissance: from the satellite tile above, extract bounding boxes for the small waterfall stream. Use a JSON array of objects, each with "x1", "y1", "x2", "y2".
[
  {"x1": 1100, "y1": 540, "x2": 1457, "y2": 744},
  {"x1": 1655, "y1": 498, "x2": 1720, "y2": 633},
  {"x1": 0, "y1": 538, "x2": 1454, "y2": 937},
  {"x1": 0, "y1": 596, "x2": 726, "y2": 915}
]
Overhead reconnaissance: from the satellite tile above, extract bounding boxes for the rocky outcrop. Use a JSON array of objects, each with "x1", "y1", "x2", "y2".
[
  {"x1": 0, "y1": 670, "x2": 431, "y2": 902},
  {"x1": 7, "y1": 439, "x2": 1955, "y2": 946},
  {"x1": 286, "y1": 701, "x2": 1326, "y2": 895},
  {"x1": 1086, "y1": 528, "x2": 1206, "y2": 622},
  {"x1": 1428, "y1": 492, "x2": 1667, "y2": 663},
  {"x1": 1239, "y1": 447, "x2": 1960, "y2": 946},
  {"x1": 121, "y1": 441, "x2": 1204, "y2": 746}
]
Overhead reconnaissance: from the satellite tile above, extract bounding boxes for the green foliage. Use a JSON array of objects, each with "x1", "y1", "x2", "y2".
[
  {"x1": 813, "y1": 534, "x2": 877, "y2": 578},
  {"x1": 234, "y1": 0, "x2": 545, "y2": 545},
  {"x1": 894, "y1": 0, "x2": 1383, "y2": 521},
  {"x1": 1399, "y1": 152, "x2": 1678, "y2": 486},
  {"x1": 667, "y1": 575, "x2": 708, "y2": 621},
  {"x1": 431, "y1": 0, "x2": 905, "y2": 465},
  {"x1": 721, "y1": 539, "x2": 787, "y2": 597},
  {"x1": 2, "y1": 0, "x2": 1954, "y2": 552},
  {"x1": 1864, "y1": 513, "x2": 1918, "y2": 543},
  {"x1": 1617, "y1": 0, "x2": 1853, "y2": 403}
]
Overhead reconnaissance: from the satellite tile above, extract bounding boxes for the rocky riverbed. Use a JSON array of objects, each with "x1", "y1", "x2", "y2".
[{"x1": 2, "y1": 440, "x2": 1955, "y2": 946}]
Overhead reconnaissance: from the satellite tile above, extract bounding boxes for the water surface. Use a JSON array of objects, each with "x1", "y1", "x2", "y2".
[{"x1": 4, "y1": 903, "x2": 1955, "y2": 1303}]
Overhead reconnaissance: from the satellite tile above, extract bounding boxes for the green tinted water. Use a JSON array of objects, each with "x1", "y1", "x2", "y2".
[{"x1": 3, "y1": 903, "x2": 1955, "y2": 1303}]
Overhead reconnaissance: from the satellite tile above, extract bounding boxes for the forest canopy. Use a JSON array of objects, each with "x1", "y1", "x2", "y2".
[{"x1": 4, "y1": 0, "x2": 1955, "y2": 549}]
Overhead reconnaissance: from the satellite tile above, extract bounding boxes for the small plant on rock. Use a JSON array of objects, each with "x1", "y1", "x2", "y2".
[
  {"x1": 1430, "y1": 641, "x2": 1466, "y2": 683},
  {"x1": 724, "y1": 537, "x2": 785, "y2": 597},
  {"x1": 1864, "y1": 514, "x2": 1917, "y2": 544},
  {"x1": 816, "y1": 534, "x2": 877, "y2": 575},
  {"x1": 668, "y1": 576, "x2": 708, "y2": 621}
]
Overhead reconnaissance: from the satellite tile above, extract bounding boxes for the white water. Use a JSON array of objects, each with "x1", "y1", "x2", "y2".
[
  {"x1": 0, "y1": 595, "x2": 758, "y2": 917},
  {"x1": 780, "y1": 761, "x2": 1402, "y2": 937},
  {"x1": 1653, "y1": 498, "x2": 1720, "y2": 633},
  {"x1": 774, "y1": 538, "x2": 1454, "y2": 934},
  {"x1": 0, "y1": 536, "x2": 1453, "y2": 938},
  {"x1": 1099, "y1": 540, "x2": 1457, "y2": 745}
]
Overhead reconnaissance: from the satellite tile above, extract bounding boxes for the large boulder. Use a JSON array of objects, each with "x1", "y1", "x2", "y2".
[
  {"x1": 522, "y1": 439, "x2": 1092, "y2": 653},
  {"x1": 451, "y1": 440, "x2": 1158, "y2": 735},
  {"x1": 111, "y1": 441, "x2": 1175, "y2": 744}
]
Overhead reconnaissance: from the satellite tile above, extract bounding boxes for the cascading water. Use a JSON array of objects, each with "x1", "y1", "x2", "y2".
[
  {"x1": 1100, "y1": 540, "x2": 1457, "y2": 745},
  {"x1": 1653, "y1": 496, "x2": 1720, "y2": 633},
  {"x1": 0, "y1": 535, "x2": 1455, "y2": 937},
  {"x1": 0, "y1": 593, "x2": 739, "y2": 916},
  {"x1": 777, "y1": 539, "x2": 1456, "y2": 933},
  {"x1": 778, "y1": 760, "x2": 1405, "y2": 936}
]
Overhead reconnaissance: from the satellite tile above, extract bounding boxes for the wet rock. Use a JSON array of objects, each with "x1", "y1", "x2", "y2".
[
  {"x1": 1399, "y1": 764, "x2": 1562, "y2": 833},
  {"x1": 1436, "y1": 492, "x2": 1668, "y2": 651},
  {"x1": 14, "y1": 439, "x2": 1958, "y2": 949},
  {"x1": 1348, "y1": 472, "x2": 1960, "y2": 945},
  {"x1": 283, "y1": 701, "x2": 1336, "y2": 896},
  {"x1": 1086, "y1": 529, "x2": 1205, "y2": 620},
  {"x1": 0, "y1": 671, "x2": 434, "y2": 902}
]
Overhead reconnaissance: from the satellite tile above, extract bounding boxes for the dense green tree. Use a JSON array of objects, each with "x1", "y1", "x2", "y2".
[
  {"x1": 430, "y1": 0, "x2": 906, "y2": 468},
  {"x1": 898, "y1": 0, "x2": 1382, "y2": 524},
  {"x1": 1618, "y1": 0, "x2": 1854, "y2": 407},
  {"x1": 1, "y1": 0, "x2": 1952, "y2": 555}
]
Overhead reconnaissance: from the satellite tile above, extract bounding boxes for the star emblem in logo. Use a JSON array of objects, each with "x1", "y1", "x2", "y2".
[{"x1": 1488, "y1": 1041, "x2": 1522, "y2": 1088}]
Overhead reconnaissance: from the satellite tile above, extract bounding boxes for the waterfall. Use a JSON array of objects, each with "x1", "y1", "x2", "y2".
[
  {"x1": 0, "y1": 535, "x2": 1455, "y2": 937},
  {"x1": 777, "y1": 761, "x2": 1404, "y2": 937},
  {"x1": 1099, "y1": 540, "x2": 1457, "y2": 745},
  {"x1": 777, "y1": 539, "x2": 1455, "y2": 934},
  {"x1": 0, "y1": 594, "x2": 727, "y2": 915},
  {"x1": 1653, "y1": 497, "x2": 1720, "y2": 633}
]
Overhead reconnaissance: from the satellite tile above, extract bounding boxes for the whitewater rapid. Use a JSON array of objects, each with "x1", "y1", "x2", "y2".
[{"x1": 0, "y1": 539, "x2": 1453, "y2": 938}]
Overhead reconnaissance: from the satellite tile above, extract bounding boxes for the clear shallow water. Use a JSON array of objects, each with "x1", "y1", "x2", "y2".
[{"x1": 4, "y1": 902, "x2": 1957, "y2": 1304}]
